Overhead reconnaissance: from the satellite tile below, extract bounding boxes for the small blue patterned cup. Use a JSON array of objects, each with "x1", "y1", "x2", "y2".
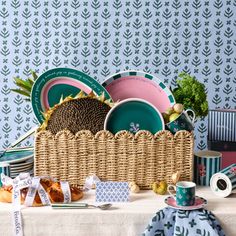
[
  {"x1": 168, "y1": 181, "x2": 196, "y2": 206},
  {"x1": 0, "y1": 162, "x2": 11, "y2": 187}
]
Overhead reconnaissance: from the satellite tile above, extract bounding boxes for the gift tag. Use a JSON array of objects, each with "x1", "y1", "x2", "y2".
[{"x1": 95, "y1": 182, "x2": 129, "y2": 202}]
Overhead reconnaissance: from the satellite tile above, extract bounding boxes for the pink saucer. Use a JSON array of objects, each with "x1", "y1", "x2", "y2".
[{"x1": 164, "y1": 196, "x2": 207, "y2": 210}]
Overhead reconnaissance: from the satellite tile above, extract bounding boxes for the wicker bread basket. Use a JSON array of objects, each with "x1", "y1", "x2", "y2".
[{"x1": 34, "y1": 129, "x2": 194, "y2": 189}]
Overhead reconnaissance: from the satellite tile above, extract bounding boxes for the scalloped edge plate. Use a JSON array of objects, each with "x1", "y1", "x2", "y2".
[{"x1": 102, "y1": 70, "x2": 175, "y2": 113}]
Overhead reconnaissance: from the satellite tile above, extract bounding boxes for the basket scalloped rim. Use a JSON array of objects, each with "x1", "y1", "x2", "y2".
[{"x1": 35, "y1": 129, "x2": 193, "y2": 141}]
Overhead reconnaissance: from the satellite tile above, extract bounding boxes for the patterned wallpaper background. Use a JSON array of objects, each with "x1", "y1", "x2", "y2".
[{"x1": 0, "y1": 0, "x2": 235, "y2": 149}]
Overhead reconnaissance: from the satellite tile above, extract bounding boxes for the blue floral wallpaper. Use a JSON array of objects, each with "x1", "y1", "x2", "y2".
[{"x1": 0, "y1": 0, "x2": 235, "y2": 149}]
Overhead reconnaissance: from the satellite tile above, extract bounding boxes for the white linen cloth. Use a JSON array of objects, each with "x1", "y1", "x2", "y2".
[{"x1": 0, "y1": 187, "x2": 235, "y2": 236}]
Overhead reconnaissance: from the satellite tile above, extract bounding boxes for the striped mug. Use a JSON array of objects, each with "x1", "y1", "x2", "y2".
[{"x1": 194, "y1": 151, "x2": 222, "y2": 186}]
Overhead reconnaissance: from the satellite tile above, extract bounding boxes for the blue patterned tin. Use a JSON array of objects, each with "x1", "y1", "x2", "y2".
[
  {"x1": 194, "y1": 151, "x2": 222, "y2": 186},
  {"x1": 210, "y1": 163, "x2": 236, "y2": 197},
  {"x1": 0, "y1": 162, "x2": 11, "y2": 187}
]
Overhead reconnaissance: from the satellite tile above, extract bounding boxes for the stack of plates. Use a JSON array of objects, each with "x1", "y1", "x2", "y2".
[
  {"x1": 10, "y1": 157, "x2": 34, "y2": 178},
  {"x1": 0, "y1": 148, "x2": 34, "y2": 179}
]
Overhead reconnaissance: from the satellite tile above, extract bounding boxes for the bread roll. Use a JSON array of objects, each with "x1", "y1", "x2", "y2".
[
  {"x1": 0, "y1": 186, "x2": 43, "y2": 206},
  {"x1": 0, "y1": 179, "x2": 83, "y2": 206},
  {"x1": 0, "y1": 186, "x2": 12, "y2": 203},
  {"x1": 70, "y1": 186, "x2": 84, "y2": 201}
]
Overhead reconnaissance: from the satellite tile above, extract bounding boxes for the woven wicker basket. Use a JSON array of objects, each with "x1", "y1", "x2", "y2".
[{"x1": 34, "y1": 130, "x2": 194, "y2": 189}]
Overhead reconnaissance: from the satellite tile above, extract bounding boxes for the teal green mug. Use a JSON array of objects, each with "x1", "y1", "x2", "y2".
[
  {"x1": 166, "y1": 109, "x2": 195, "y2": 134},
  {"x1": 168, "y1": 181, "x2": 196, "y2": 206}
]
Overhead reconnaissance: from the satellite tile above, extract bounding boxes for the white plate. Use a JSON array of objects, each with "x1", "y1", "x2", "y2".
[
  {"x1": 11, "y1": 163, "x2": 33, "y2": 170},
  {"x1": 11, "y1": 166, "x2": 33, "y2": 173},
  {"x1": 10, "y1": 165, "x2": 33, "y2": 171},
  {"x1": 11, "y1": 169, "x2": 34, "y2": 178},
  {"x1": 10, "y1": 167, "x2": 33, "y2": 174},
  {"x1": 11, "y1": 168, "x2": 32, "y2": 175},
  {"x1": 10, "y1": 158, "x2": 34, "y2": 167}
]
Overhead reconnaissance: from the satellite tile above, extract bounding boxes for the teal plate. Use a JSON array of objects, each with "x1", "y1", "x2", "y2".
[
  {"x1": 104, "y1": 99, "x2": 165, "y2": 134},
  {"x1": 31, "y1": 68, "x2": 112, "y2": 123},
  {"x1": 0, "y1": 150, "x2": 34, "y2": 164}
]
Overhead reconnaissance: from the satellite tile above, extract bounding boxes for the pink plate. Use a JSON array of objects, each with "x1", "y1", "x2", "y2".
[
  {"x1": 164, "y1": 196, "x2": 207, "y2": 211},
  {"x1": 102, "y1": 71, "x2": 175, "y2": 113}
]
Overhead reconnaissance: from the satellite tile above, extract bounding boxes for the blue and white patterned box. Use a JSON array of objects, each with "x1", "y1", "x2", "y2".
[{"x1": 96, "y1": 182, "x2": 129, "y2": 202}]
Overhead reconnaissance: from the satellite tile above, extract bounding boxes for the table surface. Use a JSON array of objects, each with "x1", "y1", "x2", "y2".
[{"x1": 0, "y1": 187, "x2": 235, "y2": 236}]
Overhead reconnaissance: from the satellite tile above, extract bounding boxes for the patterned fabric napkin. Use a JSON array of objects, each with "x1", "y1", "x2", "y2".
[{"x1": 143, "y1": 207, "x2": 225, "y2": 236}]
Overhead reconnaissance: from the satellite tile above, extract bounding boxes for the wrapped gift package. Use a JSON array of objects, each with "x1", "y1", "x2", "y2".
[
  {"x1": 34, "y1": 130, "x2": 194, "y2": 189},
  {"x1": 208, "y1": 109, "x2": 236, "y2": 169},
  {"x1": 208, "y1": 109, "x2": 236, "y2": 142},
  {"x1": 208, "y1": 140, "x2": 236, "y2": 169}
]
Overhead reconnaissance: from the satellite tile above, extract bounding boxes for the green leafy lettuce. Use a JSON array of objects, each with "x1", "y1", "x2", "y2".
[{"x1": 172, "y1": 72, "x2": 208, "y2": 118}]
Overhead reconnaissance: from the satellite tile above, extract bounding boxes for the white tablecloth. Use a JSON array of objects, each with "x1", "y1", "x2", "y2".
[{"x1": 0, "y1": 187, "x2": 235, "y2": 236}]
